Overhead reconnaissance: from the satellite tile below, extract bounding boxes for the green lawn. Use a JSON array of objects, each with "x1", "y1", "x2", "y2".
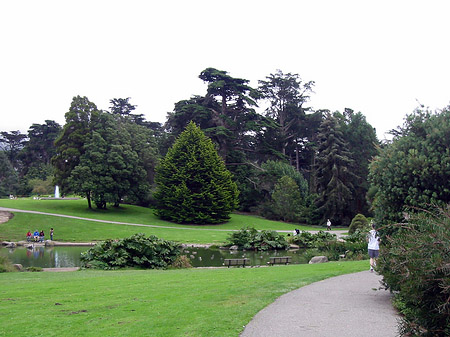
[
  {"x1": 0, "y1": 198, "x2": 323, "y2": 244},
  {"x1": 0, "y1": 260, "x2": 368, "y2": 337}
]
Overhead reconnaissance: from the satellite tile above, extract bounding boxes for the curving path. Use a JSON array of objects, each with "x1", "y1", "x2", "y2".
[
  {"x1": 0, "y1": 207, "x2": 348, "y2": 237},
  {"x1": 241, "y1": 270, "x2": 399, "y2": 337}
]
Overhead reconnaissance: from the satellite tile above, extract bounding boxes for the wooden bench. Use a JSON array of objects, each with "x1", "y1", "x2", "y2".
[
  {"x1": 268, "y1": 256, "x2": 292, "y2": 265},
  {"x1": 223, "y1": 258, "x2": 250, "y2": 268}
]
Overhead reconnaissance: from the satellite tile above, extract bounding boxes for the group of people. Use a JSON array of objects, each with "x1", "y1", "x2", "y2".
[{"x1": 26, "y1": 228, "x2": 54, "y2": 242}]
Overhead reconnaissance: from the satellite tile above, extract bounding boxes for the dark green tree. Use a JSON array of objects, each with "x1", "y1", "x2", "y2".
[
  {"x1": 52, "y1": 96, "x2": 99, "y2": 195},
  {"x1": 315, "y1": 113, "x2": 358, "y2": 226},
  {"x1": 109, "y1": 97, "x2": 136, "y2": 117},
  {"x1": 271, "y1": 175, "x2": 304, "y2": 222},
  {"x1": 154, "y1": 121, "x2": 239, "y2": 224},
  {"x1": 0, "y1": 150, "x2": 18, "y2": 196},
  {"x1": 20, "y1": 120, "x2": 61, "y2": 180},
  {"x1": 258, "y1": 70, "x2": 314, "y2": 159},
  {"x1": 369, "y1": 105, "x2": 450, "y2": 224},
  {"x1": 337, "y1": 109, "x2": 379, "y2": 214},
  {"x1": 69, "y1": 112, "x2": 150, "y2": 209},
  {"x1": 0, "y1": 130, "x2": 27, "y2": 171}
]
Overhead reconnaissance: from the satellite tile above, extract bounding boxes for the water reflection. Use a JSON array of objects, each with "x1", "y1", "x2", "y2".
[
  {"x1": 0, "y1": 246, "x2": 311, "y2": 268},
  {"x1": 0, "y1": 246, "x2": 85, "y2": 268}
]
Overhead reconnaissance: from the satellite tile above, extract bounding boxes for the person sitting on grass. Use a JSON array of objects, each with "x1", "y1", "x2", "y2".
[{"x1": 33, "y1": 230, "x2": 39, "y2": 242}]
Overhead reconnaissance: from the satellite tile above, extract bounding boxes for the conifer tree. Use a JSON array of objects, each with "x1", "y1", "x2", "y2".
[
  {"x1": 315, "y1": 113, "x2": 358, "y2": 226},
  {"x1": 154, "y1": 121, "x2": 239, "y2": 224}
]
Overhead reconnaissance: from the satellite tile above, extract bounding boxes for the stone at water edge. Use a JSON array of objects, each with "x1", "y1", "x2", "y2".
[
  {"x1": 13, "y1": 264, "x2": 23, "y2": 271},
  {"x1": 308, "y1": 256, "x2": 329, "y2": 264}
]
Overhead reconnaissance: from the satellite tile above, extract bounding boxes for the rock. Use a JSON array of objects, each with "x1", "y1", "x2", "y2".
[
  {"x1": 229, "y1": 245, "x2": 239, "y2": 250},
  {"x1": 45, "y1": 240, "x2": 55, "y2": 247},
  {"x1": 5, "y1": 242, "x2": 16, "y2": 248},
  {"x1": 13, "y1": 264, "x2": 23, "y2": 271},
  {"x1": 309, "y1": 256, "x2": 329, "y2": 264}
]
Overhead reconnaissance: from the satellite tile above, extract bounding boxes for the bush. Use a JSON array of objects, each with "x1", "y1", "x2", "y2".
[
  {"x1": 81, "y1": 233, "x2": 181, "y2": 270},
  {"x1": 170, "y1": 255, "x2": 192, "y2": 269},
  {"x1": 348, "y1": 213, "x2": 369, "y2": 234},
  {"x1": 378, "y1": 207, "x2": 450, "y2": 336},
  {"x1": 226, "y1": 227, "x2": 290, "y2": 251},
  {"x1": 0, "y1": 256, "x2": 16, "y2": 273}
]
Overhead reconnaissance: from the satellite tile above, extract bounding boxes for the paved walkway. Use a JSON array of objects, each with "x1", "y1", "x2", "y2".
[{"x1": 241, "y1": 271, "x2": 399, "y2": 337}]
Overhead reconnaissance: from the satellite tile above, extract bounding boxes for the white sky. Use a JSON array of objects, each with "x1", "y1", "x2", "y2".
[{"x1": 1, "y1": 0, "x2": 449, "y2": 140}]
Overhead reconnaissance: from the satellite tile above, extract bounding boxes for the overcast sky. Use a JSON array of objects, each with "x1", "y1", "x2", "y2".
[{"x1": 1, "y1": 0, "x2": 449, "y2": 140}]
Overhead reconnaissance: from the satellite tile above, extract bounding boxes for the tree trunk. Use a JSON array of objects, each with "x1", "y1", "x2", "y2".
[{"x1": 86, "y1": 192, "x2": 92, "y2": 209}]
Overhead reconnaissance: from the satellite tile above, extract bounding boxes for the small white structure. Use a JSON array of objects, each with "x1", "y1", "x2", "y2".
[{"x1": 54, "y1": 185, "x2": 60, "y2": 199}]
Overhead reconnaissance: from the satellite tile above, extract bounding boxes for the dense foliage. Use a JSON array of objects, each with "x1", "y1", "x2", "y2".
[
  {"x1": 369, "y1": 106, "x2": 450, "y2": 224},
  {"x1": 378, "y1": 207, "x2": 450, "y2": 336},
  {"x1": 289, "y1": 230, "x2": 367, "y2": 261},
  {"x1": 80, "y1": 233, "x2": 181, "y2": 270},
  {"x1": 226, "y1": 227, "x2": 290, "y2": 250},
  {"x1": 315, "y1": 113, "x2": 358, "y2": 226},
  {"x1": 154, "y1": 122, "x2": 239, "y2": 224},
  {"x1": 348, "y1": 213, "x2": 369, "y2": 234}
]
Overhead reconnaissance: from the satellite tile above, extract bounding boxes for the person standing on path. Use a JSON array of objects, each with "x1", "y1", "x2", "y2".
[
  {"x1": 326, "y1": 219, "x2": 331, "y2": 231},
  {"x1": 367, "y1": 222, "x2": 380, "y2": 272}
]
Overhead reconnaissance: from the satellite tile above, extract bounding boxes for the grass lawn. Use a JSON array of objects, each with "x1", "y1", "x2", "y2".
[
  {"x1": 0, "y1": 198, "x2": 325, "y2": 244},
  {"x1": 0, "y1": 260, "x2": 368, "y2": 337}
]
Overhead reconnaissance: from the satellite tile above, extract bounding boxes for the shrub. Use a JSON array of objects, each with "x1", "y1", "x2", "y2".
[
  {"x1": 378, "y1": 207, "x2": 450, "y2": 336},
  {"x1": 0, "y1": 256, "x2": 16, "y2": 273},
  {"x1": 81, "y1": 233, "x2": 181, "y2": 270},
  {"x1": 226, "y1": 227, "x2": 289, "y2": 251},
  {"x1": 170, "y1": 255, "x2": 192, "y2": 269},
  {"x1": 348, "y1": 213, "x2": 369, "y2": 234}
]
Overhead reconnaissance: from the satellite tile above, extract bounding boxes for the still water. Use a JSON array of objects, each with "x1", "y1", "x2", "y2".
[{"x1": 0, "y1": 246, "x2": 310, "y2": 268}]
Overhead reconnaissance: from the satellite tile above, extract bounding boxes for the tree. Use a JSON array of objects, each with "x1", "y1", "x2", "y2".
[
  {"x1": 369, "y1": 105, "x2": 450, "y2": 224},
  {"x1": 0, "y1": 130, "x2": 27, "y2": 171},
  {"x1": 20, "y1": 120, "x2": 61, "y2": 180},
  {"x1": 52, "y1": 96, "x2": 99, "y2": 195},
  {"x1": 337, "y1": 109, "x2": 379, "y2": 214},
  {"x1": 315, "y1": 113, "x2": 358, "y2": 226},
  {"x1": 258, "y1": 70, "x2": 314, "y2": 159},
  {"x1": 109, "y1": 97, "x2": 136, "y2": 117},
  {"x1": 271, "y1": 175, "x2": 303, "y2": 222},
  {"x1": 69, "y1": 112, "x2": 150, "y2": 209},
  {"x1": 0, "y1": 150, "x2": 18, "y2": 197},
  {"x1": 154, "y1": 121, "x2": 239, "y2": 224}
]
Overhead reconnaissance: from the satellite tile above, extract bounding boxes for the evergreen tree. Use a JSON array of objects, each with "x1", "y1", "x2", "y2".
[
  {"x1": 315, "y1": 113, "x2": 358, "y2": 226},
  {"x1": 69, "y1": 112, "x2": 150, "y2": 209},
  {"x1": 154, "y1": 121, "x2": 239, "y2": 224},
  {"x1": 0, "y1": 150, "x2": 18, "y2": 196},
  {"x1": 52, "y1": 96, "x2": 99, "y2": 195},
  {"x1": 337, "y1": 109, "x2": 379, "y2": 214}
]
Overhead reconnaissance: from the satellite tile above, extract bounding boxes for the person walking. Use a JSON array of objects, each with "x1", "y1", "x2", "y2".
[
  {"x1": 367, "y1": 223, "x2": 380, "y2": 272},
  {"x1": 326, "y1": 219, "x2": 331, "y2": 231}
]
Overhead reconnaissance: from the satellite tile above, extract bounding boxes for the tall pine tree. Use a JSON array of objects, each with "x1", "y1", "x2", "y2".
[
  {"x1": 154, "y1": 121, "x2": 239, "y2": 224},
  {"x1": 315, "y1": 113, "x2": 358, "y2": 226}
]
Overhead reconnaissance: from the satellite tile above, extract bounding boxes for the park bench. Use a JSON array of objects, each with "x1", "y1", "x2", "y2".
[
  {"x1": 267, "y1": 256, "x2": 292, "y2": 266},
  {"x1": 223, "y1": 258, "x2": 250, "y2": 268}
]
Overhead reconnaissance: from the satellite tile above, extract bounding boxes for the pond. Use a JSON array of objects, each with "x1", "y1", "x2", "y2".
[{"x1": 0, "y1": 245, "x2": 312, "y2": 268}]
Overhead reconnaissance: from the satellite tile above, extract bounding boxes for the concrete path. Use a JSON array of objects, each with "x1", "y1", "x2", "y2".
[{"x1": 241, "y1": 271, "x2": 399, "y2": 337}]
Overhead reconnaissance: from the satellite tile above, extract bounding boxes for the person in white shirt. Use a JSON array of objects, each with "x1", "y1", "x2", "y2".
[
  {"x1": 367, "y1": 223, "x2": 380, "y2": 272},
  {"x1": 326, "y1": 219, "x2": 331, "y2": 231}
]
